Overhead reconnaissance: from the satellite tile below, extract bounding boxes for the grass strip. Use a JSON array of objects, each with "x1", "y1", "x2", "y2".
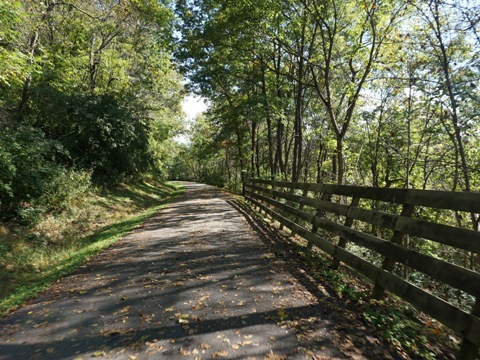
[{"x1": 0, "y1": 180, "x2": 184, "y2": 318}]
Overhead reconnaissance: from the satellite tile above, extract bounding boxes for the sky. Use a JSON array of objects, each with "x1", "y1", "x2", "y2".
[
  {"x1": 182, "y1": 94, "x2": 208, "y2": 121},
  {"x1": 175, "y1": 94, "x2": 209, "y2": 144}
]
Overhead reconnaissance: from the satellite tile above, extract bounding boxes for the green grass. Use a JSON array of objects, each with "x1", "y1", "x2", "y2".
[{"x1": 0, "y1": 179, "x2": 184, "y2": 318}]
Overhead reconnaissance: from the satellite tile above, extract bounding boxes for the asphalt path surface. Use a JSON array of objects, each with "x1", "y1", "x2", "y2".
[{"x1": 0, "y1": 182, "x2": 398, "y2": 359}]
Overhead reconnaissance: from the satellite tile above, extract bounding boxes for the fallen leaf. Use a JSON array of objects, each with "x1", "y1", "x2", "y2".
[
  {"x1": 211, "y1": 350, "x2": 228, "y2": 358},
  {"x1": 277, "y1": 309, "x2": 288, "y2": 320},
  {"x1": 264, "y1": 350, "x2": 286, "y2": 359},
  {"x1": 114, "y1": 306, "x2": 130, "y2": 315},
  {"x1": 179, "y1": 347, "x2": 191, "y2": 356}
]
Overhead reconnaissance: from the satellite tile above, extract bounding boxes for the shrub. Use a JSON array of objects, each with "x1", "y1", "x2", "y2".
[
  {"x1": 63, "y1": 94, "x2": 152, "y2": 184},
  {"x1": 40, "y1": 169, "x2": 92, "y2": 211},
  {"x1": 0, "y1": 126, "x2": 64, "y2": 222}
]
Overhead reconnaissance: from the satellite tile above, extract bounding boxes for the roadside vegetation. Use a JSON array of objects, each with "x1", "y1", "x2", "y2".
[
  {"x1": 0, "y1": 1, "x2": 184, "y2": 222},
  {"x1": 0, "y1": 1, "x2": 186, "y2": 316},
  {"x1": 0, "y1": 179, "x2": 184, "y2": 318}
]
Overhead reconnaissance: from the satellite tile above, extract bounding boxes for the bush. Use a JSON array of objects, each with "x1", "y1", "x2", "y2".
[
  {"x1": 0, "y1": 126, "x2": 64, "y2": 222},
  {"x1": 40, "y1": 169, "x2": 92, "y2": 211},
  {"x1": 27, "y1": 86, "x2": 154, "y2": 185},
  {"x1": 16, "y1": 206, "x2": 45, "y2": 226},
  {"x1": 63, "y1": 94, "x2": 152, "y2": 184}
]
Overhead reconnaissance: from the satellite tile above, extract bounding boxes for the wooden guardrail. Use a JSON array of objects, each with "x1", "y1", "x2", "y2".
[{"x1": 244, "y1": 178, "x2": 480, "y2": 360}]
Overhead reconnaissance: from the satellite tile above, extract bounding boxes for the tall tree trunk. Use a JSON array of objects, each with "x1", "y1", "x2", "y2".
[
  {"x1": 275, "y1": 119, "x2": 285, "y2": 178},
  {"x1": 17, "y1": 30, "x2": 40, "y2": 116},
  {"x1": 292, "y1": 21, "x2": 306, "y2": 183},
  {"x1": 260, "y1": 59, "x2": 275, "y2": 178},
  {"x1": 89, "y1": 36, "x2": 98, "y2": 94},
  {"x1": 251, "y1": 118, "x2": 257, "y2": 177},
  {"x1": 336, "y1": 135, "x2": 345, "y2": 185},
  {"x1": 430, "y1": 0, "x2": 480, "y2": 244}
]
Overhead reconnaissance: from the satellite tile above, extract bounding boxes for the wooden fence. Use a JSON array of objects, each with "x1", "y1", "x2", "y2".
[{"x1": 244, "y1": 178, "x2": 480, "y2": 360}]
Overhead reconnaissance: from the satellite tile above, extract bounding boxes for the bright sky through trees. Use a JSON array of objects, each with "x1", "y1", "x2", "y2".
[
  {"x1": 176, "y1": 94, "x2": 209, "y2": 144},
  {"x1": 182, "y1": 94, "x2": 209, "y2": 120}
]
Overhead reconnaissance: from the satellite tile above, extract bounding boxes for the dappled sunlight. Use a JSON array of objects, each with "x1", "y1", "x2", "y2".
[{"x1": 0, "y1": 183, "x2": 395, "y2": 359}]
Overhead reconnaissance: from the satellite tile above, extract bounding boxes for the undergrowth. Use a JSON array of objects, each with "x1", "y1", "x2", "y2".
[
  {"x1": 299, "y1": 246, "x2": 458, "y2": 359},
  {"x1": 0, "y1": 179, "x2": 184, "y2": 318}
]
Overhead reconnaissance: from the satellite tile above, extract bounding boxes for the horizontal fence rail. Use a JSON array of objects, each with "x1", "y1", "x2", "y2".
[{"x1": 244, "y1": 178, "x2": 480, "y2": 360}]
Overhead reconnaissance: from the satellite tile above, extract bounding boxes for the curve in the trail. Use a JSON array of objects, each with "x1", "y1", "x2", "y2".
[{"x1": 0, "y1": 183, "x2": 395, "y2": 360}]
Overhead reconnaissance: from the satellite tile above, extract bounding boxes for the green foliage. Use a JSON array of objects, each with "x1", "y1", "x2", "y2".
[
  {"x1": 0, "y1": 0, "x2": 184, "y2": 221},
  {"x1": 363, "y1": 303, "x2": 438, "y2": 359},
  {"x1": 0, "y1": 0, "x2": 27, "y2": 87},
  {"x1": 0, "y1": 126, "x2": 93, "y2": 223},
  {"x1": 40, "y1": 169, "x2": 92, "y2": 211},
  {"x1": 0, "y1": 126, "x2": 64, "y2": 221},
  {"x1": 64, "y1": 94, "x2": 152, "y2": 184}
]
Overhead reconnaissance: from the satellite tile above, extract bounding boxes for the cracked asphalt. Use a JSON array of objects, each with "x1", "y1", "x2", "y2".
[{"x1": 0, "y1": 182, "x2": 399, "y2": 359}]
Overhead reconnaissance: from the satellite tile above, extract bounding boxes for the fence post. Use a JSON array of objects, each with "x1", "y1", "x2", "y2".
[
  {"x1": 307, "y1": 190, "x2": 331, "y2": 250},
  {"x1": 242, "y1": 170, "x2": 247, "y2": 197},
  {"x1": 331, "y1": 196, "x2": 360, "y2": 269},
  {"x1": 459, "y1": 299, "x2": 480, "y2": 360},
  {"x1": 371, "y1": 203, "x2": 415, "y2": 299},
  {"x1": 291, "y1": 187, "x2": 309, "y2": 237}
]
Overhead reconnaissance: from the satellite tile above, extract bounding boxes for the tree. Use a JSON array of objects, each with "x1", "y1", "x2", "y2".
[
  {"x1": 303, "y1": 0, "x2": 404, "y2": 184},
  {"x1": 0, "y1": 0, "x2": 184, "y2": 219}
]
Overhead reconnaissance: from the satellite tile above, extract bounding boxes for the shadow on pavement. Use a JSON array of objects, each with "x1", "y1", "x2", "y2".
[{"x1": 0, "y1": 183, "x2": 398, "y2": 360}]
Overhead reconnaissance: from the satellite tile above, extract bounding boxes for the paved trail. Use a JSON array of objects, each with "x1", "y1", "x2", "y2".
[{"x1": 0, "y1": 183, "x2": 397, "y2": 359}]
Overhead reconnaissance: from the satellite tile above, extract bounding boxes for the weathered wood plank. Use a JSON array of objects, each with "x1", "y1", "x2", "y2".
[{"x1": 250, "y1": 179, "x2": 480, "y2": 213}]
